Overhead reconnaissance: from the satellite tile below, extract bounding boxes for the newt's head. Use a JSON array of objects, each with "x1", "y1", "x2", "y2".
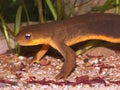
[{"x1": 16, "y1": 25, "x2": 52, "y2": 46}]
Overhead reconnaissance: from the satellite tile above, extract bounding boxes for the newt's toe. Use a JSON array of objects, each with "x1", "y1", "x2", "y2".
[
  {"x1": 55, "y1": 72, "x2": 67, "y2": 81},
  {"x1": 29, "y1": 59, "x2": 40, "y2": 65}
]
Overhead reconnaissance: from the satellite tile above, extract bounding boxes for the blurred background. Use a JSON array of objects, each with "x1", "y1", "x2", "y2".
[
  {"x1": 0, "y1": 0, "x2": 119, "y2": 23},
  {"x1": 0, "y1": 0, "x2": 119, "y2": 54}
]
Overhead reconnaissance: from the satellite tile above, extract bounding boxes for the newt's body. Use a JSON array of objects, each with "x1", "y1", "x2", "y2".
[{"x1": 16, "y1": 13, "x2": 120, "y2": 80}]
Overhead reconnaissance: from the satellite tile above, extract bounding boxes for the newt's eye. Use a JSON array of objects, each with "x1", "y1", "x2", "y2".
[{"x1": 25, "y1": 34, "x2": 31, "y2": 40}]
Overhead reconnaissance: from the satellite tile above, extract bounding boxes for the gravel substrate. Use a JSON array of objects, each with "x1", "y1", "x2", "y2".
[{"x1": 0, "y1": 47, "x2": 120, "y2": 90}]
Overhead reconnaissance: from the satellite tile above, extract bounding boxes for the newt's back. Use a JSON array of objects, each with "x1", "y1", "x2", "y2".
[{"x1": 60, "y1": 13, "x2": 120, "y2": 45}]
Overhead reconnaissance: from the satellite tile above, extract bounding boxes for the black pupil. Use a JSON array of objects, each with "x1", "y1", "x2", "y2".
[{"x1": 25, "y1": 34, "x2": 31, "y2": 40}]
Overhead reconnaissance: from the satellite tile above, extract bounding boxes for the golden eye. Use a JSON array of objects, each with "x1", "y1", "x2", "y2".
[{"x1": 25, "y1": 34, "x2": 31, "y2": 40}]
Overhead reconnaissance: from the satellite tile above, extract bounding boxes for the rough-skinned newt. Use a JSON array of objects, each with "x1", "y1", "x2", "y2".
[{"x1": 16, "y1": 13, "x2": 120, "y2": 80}]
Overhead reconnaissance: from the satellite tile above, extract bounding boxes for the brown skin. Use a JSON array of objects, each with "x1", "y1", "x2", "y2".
[{"x1": 16, "y1": 13, "x2": 120, "y2": 80}]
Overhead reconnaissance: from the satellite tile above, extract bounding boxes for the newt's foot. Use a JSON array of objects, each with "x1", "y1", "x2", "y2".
[
  {"x1": 28, "y1": 56, "x2": 42, "y2": 65},
  {"x1": 29, "y1": 60, "x2": 39, "y2": 65},
  {"x1": 55, "y1": 71, "x2": 68, "y2": 81},
  {"x1": 30, "y1": 59, "x2": 50, "y2": 66}
]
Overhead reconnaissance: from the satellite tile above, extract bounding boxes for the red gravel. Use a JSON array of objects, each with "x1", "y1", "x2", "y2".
[{"x1": 0, "y1": 47, "x2": 120, "y2": 90}]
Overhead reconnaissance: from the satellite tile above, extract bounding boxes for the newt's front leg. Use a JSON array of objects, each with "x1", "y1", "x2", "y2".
[
  {"x1": 50, "y1": 41, "x2": 76, "y2": 80},
  {"x1": 31, "y1": 45, "x2": 50, "y2": 64}
]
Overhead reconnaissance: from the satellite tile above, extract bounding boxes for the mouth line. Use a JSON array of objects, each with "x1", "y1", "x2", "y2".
[
  {"x1": 16, "y1": 42, "x2": 37, "y2": 46},
  {"x1": 15, "y1": 42, "x2": 27, "y2": 46}
]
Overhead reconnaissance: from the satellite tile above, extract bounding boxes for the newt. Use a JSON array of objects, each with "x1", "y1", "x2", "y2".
[{"x1": 16, "y1": 13, "x2": 120, "y2": 80}]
